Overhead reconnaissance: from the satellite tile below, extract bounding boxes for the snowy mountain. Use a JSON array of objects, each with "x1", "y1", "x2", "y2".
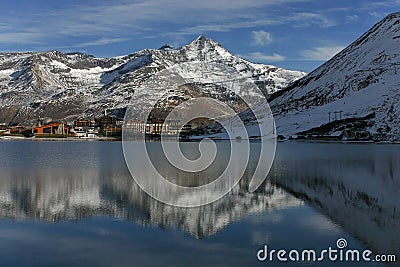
[
  {"x1": 271, "y1": 142, "x2": 400, "y2": 259},
  {"x1": 0, "y1": 148, "x2": 302, "y2": 239},
  {"x1": 270, "y1": 12, "x2": 400, "y2": 141},
  {"x1": 0, "y1": 36, "x2": 305, "y2": 124}
]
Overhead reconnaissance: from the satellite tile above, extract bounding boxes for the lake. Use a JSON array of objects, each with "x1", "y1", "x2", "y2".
[{"x1": 0, "y1": 141, "x2": 398, "y2": 266}]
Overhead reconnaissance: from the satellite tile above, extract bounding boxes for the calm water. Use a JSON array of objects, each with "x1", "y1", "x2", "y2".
[{"x1": 0, "y1": 141, "x2": 398, "y2": 267}]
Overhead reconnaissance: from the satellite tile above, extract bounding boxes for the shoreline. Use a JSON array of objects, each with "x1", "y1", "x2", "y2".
[
  {"x1": 0, "y1": 136, "x2": 121, "y2": 142},
  {"x1": 1, "y1": 135, "x2": 399, "y2": 144}
]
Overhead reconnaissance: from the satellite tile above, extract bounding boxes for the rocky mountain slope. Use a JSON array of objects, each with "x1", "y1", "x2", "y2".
[
  {"x1": 0, "y1": 36, "x2": 305, "y2": 124},
  {"x1": 270, "y1": 12, "x2": 400, "y2": 141}
]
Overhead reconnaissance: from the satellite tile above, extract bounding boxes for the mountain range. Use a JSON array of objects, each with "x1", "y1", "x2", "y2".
[
  {"x1": 1, "y1": 12, "x2": 399, "y2": 142},
  {"x1": 0, "y1": 36, "x2": 304, "y2": 124},
  {"x1": 202, "y1": 12, "x2": 400, "y2": 142}
]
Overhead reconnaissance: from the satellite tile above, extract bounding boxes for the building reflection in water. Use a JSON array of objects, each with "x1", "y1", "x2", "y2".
[
  {"x1": 0, "y1": 141, "x2": 398, "y2": 259},
  {"x1": 0, "y1": 141, "x2": 301, "y2": 239}
]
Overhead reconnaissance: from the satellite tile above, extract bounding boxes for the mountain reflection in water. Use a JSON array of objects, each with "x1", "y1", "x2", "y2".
[
  {"x1": 0, "y1": 141, "x2": 300, "y2": 239},
  {"x1": 0, "y1": 141, "x2": 398, "y2": 264}
]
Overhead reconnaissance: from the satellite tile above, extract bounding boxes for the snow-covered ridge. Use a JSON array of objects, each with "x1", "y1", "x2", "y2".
[
  {"x1": 270, "y1": 11, "x2": 400, "y2": 141},
  {"x1": 0, "y1": 167, "x2": 302, "y2": 239},
  {"x1": 0, "y1": 36, "x2": 305, "y2": 124}
]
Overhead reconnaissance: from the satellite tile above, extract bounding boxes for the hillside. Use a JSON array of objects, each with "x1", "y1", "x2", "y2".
[{"x1": 270, "y1": 12, "x2": 400, "y2": 141}]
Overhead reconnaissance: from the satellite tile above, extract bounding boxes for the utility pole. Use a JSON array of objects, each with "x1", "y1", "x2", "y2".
[{"x1": 328, "y1": 112, "x2": 331, "y2": 123}]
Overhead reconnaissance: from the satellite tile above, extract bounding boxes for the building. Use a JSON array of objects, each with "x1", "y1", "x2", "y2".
[
  {"x1": 124, "y1": 118, "x2": 184, "y2": 136},
  {"x1": 72, "y1": 119, "x2": 99, "y2": 138},
  {"x1": 73, "y1": 127, "x2": 99, "y2": 139},
  {"x1": 74, "y1": 119, "x2": 94, "y2": 128},
  {"x1": 97, "y1": 115, "x2": 122, "y2": 137},
  {"x1": 32, "y1": 122, "x2": 70, "y2": 135},
  {"x1": 0, "y1": 123, "x2": 7, "y2": 133},
  {"x1": 98, "y1": 115, "x2": 116, "y2": 128},
  {"x1": 9, "y1": 123, "x2": 29, "y2": 135}
]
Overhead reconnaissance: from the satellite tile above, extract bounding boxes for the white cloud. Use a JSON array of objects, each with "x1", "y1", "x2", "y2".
[
  {"x1": 346, "y1": 14, "x2": 359, "y2": 22},
  {"x1": 41, "y1": 0, "x2": 293, "y2": 36},
  {"x1": 74, "y1": 37, "x2": 130, "y2": 47},
  {"x1": 368, "y1": 11, "x2": 388, "y2": 19},
  {"x1": 363, "y1": 0, "x2": 400, "y2": 9},
  {"x1": 292, "y1": 12, "x2": 336, "y2": 28},
  {"x1": 300, "y1": 46, "x2": 345, "y2": 61},
  {"x1": 252, "y1": 30, "x2": 272, "y2": 46},
  {"x1": 167, "y1": 19, "x2": 277, "y2": 36},
  {"x1": 170, "y1": 36, "x2": 188, "y2": 48},
  {"x1": 240, "y1": 52, "x2": 285, "y2": 62},
  {"x1": 0, "y1": 0, "x2": 330, "y2": 47},
  {"x1": 0, "y1": 32, "x2": 45, "y2": 44},
  {"x1": 160, "y1": 12, "x2": 334, "y2": 38}
]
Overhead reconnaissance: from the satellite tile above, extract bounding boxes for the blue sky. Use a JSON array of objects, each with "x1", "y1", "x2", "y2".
[{"x1": 0, "y1": 0, "x2": 399, "y2": 72}]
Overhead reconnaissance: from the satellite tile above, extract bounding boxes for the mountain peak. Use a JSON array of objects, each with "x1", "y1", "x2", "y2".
[
  {"x1": 0, "y1": 36, "x2": 305, "y2": 125},
  {"x1": 196, "y1": 34, "x2": 207, "y2": 41},
  {"x1": 189, "y1": 35, "x2": 220, "y2": 46}
]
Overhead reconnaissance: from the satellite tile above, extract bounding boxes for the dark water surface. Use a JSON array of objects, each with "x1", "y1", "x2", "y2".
[{"x1": 0, "y1": 141, "x2": 398, "y2": 267}]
